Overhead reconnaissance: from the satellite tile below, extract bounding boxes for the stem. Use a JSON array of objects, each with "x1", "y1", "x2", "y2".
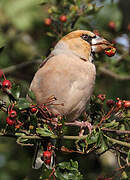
[
  {"x1": 0, "y1": 132, "x2": 88, "y2": 141},
  {"x1": 104, "y1": 134, "x2": 130, "y2": 148},
  {"x1": 102, "y1": 128, "x2": 130, "y2": 134}
]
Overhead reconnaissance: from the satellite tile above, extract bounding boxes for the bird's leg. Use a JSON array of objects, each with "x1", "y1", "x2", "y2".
[{"x1": 65, "y1": 120, "x2": 93, "y2": 134}]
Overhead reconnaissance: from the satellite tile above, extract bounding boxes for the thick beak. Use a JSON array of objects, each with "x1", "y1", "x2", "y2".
[{"x1": 91, "y1": 36, "x2": 112, "y2": 53}]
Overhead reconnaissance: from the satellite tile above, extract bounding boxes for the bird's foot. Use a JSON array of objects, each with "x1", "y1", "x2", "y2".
[{"x1": 65, "y1": 120, "x2": 93, "y2": 134}]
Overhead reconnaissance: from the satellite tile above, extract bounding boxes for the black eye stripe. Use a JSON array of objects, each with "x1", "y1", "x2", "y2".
[{"x1": 81, "y1": 34, "x2": 96, "y2": 44}]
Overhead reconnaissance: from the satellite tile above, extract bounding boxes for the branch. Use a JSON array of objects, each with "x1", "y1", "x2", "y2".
[
  {"x1": 98, "y1": 66, "x2": 130, "y2": 81},
  {"x1": 102, "y1": 128, "x2": 130, "y2": 134},
  {"x1": 104, "y1": 134, "x2": 130, "y2": 148},
  {"x1": 2, "y1": 59, "x2": 42, "y2": 75},
  {"x1": 0, "y1": 132, "x2": 88, "y2": 141}
]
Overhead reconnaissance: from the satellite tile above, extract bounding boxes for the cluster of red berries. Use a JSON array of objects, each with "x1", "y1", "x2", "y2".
[
  {"x1": 6, "y1": 105, "x2": 17, "y2": 125},
  {"x1": 116, "y1": 98, "x2": 130, "y2": 109},
  {"x1": 43, "y1": 143, "x2": 54, "y2": 167},
  {"x1": 97, "y1": 94, "x2": 130, "y2": 109},
  {"x1": 44, "y1": 15, "x2": 67, "y2": 26},
  {"x1": 0, "y1": 69, "x2": 12, "y2": 90}
]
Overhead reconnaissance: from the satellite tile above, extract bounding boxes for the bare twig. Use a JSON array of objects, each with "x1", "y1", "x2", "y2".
[
  {"x1": 104, "y1": 134, "x2": 130, "y2": 148},
  {"x1": 2, "y1": 59, "x2": 42, "y2": 75},
  {"x1": 102, "y1": 128, "x2": 130, "y2": 134},
  {"x1": 98, "y1": 67, "x2": 130, "y2": 81}
]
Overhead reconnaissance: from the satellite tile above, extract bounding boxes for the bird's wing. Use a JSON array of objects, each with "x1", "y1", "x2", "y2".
[{"x1": 39, "y1": 54, "x2": 54, "y2": 68}]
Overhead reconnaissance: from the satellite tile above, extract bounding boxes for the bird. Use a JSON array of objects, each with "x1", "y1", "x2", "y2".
[
  {"x1": 30, "y1": 30, "x2": 113, "y2": 169},
  {"x1": 30, "y1": 30, "x2": 112, "y2": 126}
]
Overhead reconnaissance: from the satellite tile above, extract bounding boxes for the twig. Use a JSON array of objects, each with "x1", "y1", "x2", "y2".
[
  {"x1": 102, "y1": 128, "x2": 130, "y2": 134},
  {"x1": 98, "y1": 66, "x2": 130, "y2": 81},
  {"x1": 0, "y1": 131, "x2": 90, "y2": 141},
  {"x1": 2, "y1": 59, "x2": 42, "y2": 75},
  {"x1": 104, "y1": 134, "x2": 130, "y2": 148}
]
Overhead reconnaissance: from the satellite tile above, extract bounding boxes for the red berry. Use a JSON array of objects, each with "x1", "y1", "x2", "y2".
[
  {"x1": 44, "y1": 159, "x2": 51, "y2": 165},
  {"x1": 97, "y1": 94, "x2": 106, "y2": 101},
  {"x1": 2, "y1": 80, "x2": 12, "y2": 89},
  {"x1": 43, "y1": 151, "x2": 52, "y2": 160},
  {"x1": 44, "y1": 18, "x2": 52, "y2": 26},
  {"x1": 6, "y1": 117, "x2": 15, "y2": 125},
  {"x1": 116, "y1": 98, "x2": 122, "y2": 108},
  {"x1": 108, "y1": 21, "x2": 116, "y2": 30},
  {"x1": 30, "y1": 105, "x2": 37, "y2": 113},
  {"x1": 9, "y1": 110, "x2": 17, "y2": 118},
  {"x1": 59, "y1": 15, "x2": 67, "y2": 22},
  {"x1": 104, "y1": 47, "x2": 116, "y2": 57},
  {"x1": 123, "y1": 100, "x2": 130, "y2": 108},
  {"x1": 106, "y1": 99, "x2": 115, "y2": 107}
]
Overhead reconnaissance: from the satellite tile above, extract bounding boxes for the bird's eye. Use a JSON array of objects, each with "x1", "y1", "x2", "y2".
[{"x1": 81, "y1": 34, "x2": 96, "y2": 44}]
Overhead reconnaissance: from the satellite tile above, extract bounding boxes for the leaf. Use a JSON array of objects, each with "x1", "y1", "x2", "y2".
[
  {"x1": 17, "y1": 98, "x2": 30, "y2": 110},
  {"x1": 100, "y1": 135, "x2": 108, "y2": 152},
  {"x1": 46, "y1": 32, "x2": 55, "y2": 37},
  {"x1": 103, "y1": 120, "x2": 119, "y2": 128},
  {"x1": 86, "y1": 130, "x2": 99, "y2": 144},
  {"x1": 27, "y1": 89, "x2": 36, "y2": 102},
  {"x1": 11, "y1": 84, "x2": 21, "y2": 99},
  {"x1": 55, "y1": 160, "x2": 83, "y2": 180},
  {"x1": 96, "y1": 130, "x2": 102, "y2": 147},
  {"x1": 36, "y1": 125, "x2": 55, "y2": 138}
]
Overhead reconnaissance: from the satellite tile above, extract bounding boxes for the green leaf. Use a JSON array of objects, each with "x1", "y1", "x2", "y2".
[
  {"x1": 17, "y1": 98, "x2": 30, "y2": 110},
  {"x1": 36, "y1": 125, "x2": 55, "y2": 138},
  {"x1": 11, "y1": 84, "x2": 21, "y2": 99},
  {"x1": 103, "y1": 120, "x2": 119, "y2": 128},
  {"x1": 55, "y1": 160, "x2": 83, "y2": 180},
  {"x1": 27, "y1": 89, "x2": 36, "y2": 102},
  {"x1": 96, "y1": 130, "x2": 102, "y2": 147},
  {"x1": 100, "y1": 135, "x2": 108, "y2": 152},
  {"x1": 46, "y1": 32, "x2": 55, "y2": 37},
  {"x1": 86, "y1": 130, "x2": 99, "y2": 144}
]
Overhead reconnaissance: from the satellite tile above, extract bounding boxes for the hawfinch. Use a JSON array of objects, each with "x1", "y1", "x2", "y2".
[{"x1": 30, "y1": 30, "x2": 112, "y2": 126}]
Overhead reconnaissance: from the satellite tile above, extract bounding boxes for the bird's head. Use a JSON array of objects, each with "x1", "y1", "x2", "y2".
[{"x1": 55, "y1": 30, "x2": 114, "y2": 62}]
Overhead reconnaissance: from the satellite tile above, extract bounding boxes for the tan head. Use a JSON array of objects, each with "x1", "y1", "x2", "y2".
[{"x1": 58, "y1": 30, "x2": 112, "y2": 61}]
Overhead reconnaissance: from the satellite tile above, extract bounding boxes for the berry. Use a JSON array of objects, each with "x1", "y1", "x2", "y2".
[
  {"x1": 30, "y1": 105, "x2": 37, "y2": 113},
  {"x1": 104, "y1": 47, "x2": 116, "y2": 57},
  {"x1": 44, "y1": 159, "x2": 51, "y2": 165},
  {"x1": 116, "y1": 98, "x2": 122, "y2": 108},
  {"x1": 2, "y1": 80, "x2": 12, "y2": 89},
  {"x1": 43, "y1": 151, "x2": 52, "y2": 165},
  {"x1": 44, "y1": 18, "x2": 52, "y2": 26},
  {"x1": 123, "y1": 100, "x2": 130, "y2": 108},
  {"x1": 59, "y1": 15, "x2": 67, "y2": 22},
  {"x1": 106, "y1": 99, "x2": 115, "y2": 107},
  {"x1": 108, "y1": 21, "x2": 116, "y2": 30},
  {"x1": 6, "y1": 117, "x2": 15, "y2": 125},
  {"x1": 9, "y1": 110, "x2": 17, "y2": 118},
  {"x1": 97, "y1": 94, "x2": 106, "y2": 101}
]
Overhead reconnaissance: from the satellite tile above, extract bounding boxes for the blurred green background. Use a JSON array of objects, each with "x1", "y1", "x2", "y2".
[{"x1": 0, "y1": 0, "x2": 129, "y2": 179}]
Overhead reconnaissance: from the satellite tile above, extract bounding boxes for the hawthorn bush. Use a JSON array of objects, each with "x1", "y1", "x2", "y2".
[{"x1": 0, "y1": 0, "x2": 130, "y2": 180}]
